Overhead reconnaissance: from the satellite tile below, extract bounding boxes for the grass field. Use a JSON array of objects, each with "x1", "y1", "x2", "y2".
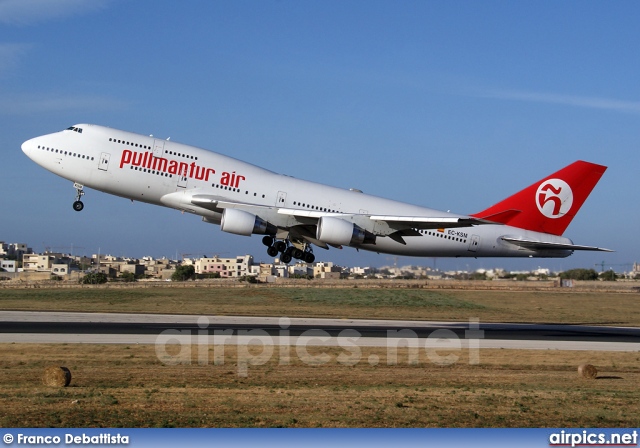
[
  {"x1": 1, "y1": 284, "x2": 640, "y2": 325},
  {"x1": 1, "y1": 344, "x2": 638, "y2": 427},
  {"x1": 1, "y1": 284, "x2": 639, "y2": 427}
]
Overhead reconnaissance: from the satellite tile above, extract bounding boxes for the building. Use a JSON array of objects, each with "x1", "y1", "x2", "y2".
[
  {"x1": 22, "y1": 254, "x2": 52, "y2": 272},
  {"x1": 313, "y1": 261, "x2": 342, "y2": 279},
  {"x1": 95, "y1": 266, "x2": 118, "y2": 279},
  {"x1": 350, "y1": 266, "x2": 373, "y2": 277},
  {"x1": 0, "y1": 260, "x2": 17, "y2": 273},
  {"x1": 273, "y1": 263, "x2": 289, "y2": 278},
  {"x1": 141, "y1": 257, "x2": 173, "y2": 278},
  {"x1": 289, "y1": 262, "x2": 313, "y2": 277},
  {"x1": 1, "y1": 242, "x2": 32, "y2": 259},
  {"x1": 195, "y1": 257, "x2": 228, "y2": 276},
  {"x1": 120, "y1": 263, "x2": 145, "y2": 277},
  {"x1": 10, "y1": 243, "x2": 32, "y2": 259},
  {"x1": 51, "y1": 264, "x2": 69, "y2": 277},
  {"x1": 195, "y1": 255, "x2": 254, "y2": 278}
]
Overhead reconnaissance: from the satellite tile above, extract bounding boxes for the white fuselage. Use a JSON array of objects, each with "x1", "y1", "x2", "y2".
[{"x1": 21, "y1": 124, "x2": 574, "y2": 258}]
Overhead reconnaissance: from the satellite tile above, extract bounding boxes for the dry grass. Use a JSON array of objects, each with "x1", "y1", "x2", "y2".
[
  {"x1": 0, "y1": 344, "x2": 639, "y2": 427},
  {"x1": 1, "y1": 285, "x2": 638, "y2": 427},
  {"x1": 1, "y1": 285, "x2": 640, "y2": 325}
]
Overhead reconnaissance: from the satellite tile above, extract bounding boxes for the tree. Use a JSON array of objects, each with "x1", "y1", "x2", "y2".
[
  {"x1": 599, "y1": 270, "x2": 617, "y2": 281},
  {"x1": 80, "y1": 272, "x2": 108, "y2": 284},
  {"x1": 120, "y1": 271, "x2": 137, "y2": 282},
  {"x1": 238, "y1": 275, "x2": 258, "y2": 283},
  {"x1": 559, "y1": 268, "x2": 598, "y2": 281},
  {"x1": 172, "y1": 265, "x2": 195, "y2": 281}
]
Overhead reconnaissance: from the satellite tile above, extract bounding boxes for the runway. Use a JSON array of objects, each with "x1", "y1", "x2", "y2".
[{"x1": 1, "y1": 311, "x2": 639, "y2": 351}]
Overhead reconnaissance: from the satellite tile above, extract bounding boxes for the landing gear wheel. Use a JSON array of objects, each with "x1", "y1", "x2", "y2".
[
  {"x1": 274, "y1": 241, "x2": 287, "y2": 253},
  {"x1": 266, "y1": 246, "x2": 279, "y2": 257},
  {"x1": 281, "y1": 253, "x2": 292, "y2": 264},
  {"x1": 303, "y1": 252, "x2": 315, "y2": 263},
  {"x1": 72, "y1": 182, "x2": 85, "y2": 212},
  {"x1": 292, "y1": 248, "x2": 304, "y2": 259},
  {"x1": 262, "y1": 236, "x2": 274, "y2": 247}
]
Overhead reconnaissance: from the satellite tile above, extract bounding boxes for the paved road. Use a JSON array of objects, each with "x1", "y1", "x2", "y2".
[{"x1": 1, "y1": 311, "x2": 639, "y2": 351}]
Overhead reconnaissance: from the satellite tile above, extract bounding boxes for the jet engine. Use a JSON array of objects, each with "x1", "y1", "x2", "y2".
[
  {"x1": 316, "y1": 216, "x2": 376, "y2": 246},
  {"x1": 220, "y1": 208, "x2": 276, "y2": 236}
]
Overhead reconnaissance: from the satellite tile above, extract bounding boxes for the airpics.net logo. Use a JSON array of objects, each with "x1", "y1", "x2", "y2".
[
  {"x1": 153, "y1": 317, "x2": 485, "y2": 377},
  {"x1": 536, "y1": 178, "x2": 573, "y2": 219},
  {"x1": 549, "y1": 430, "x2": 638, "y2": 447}
]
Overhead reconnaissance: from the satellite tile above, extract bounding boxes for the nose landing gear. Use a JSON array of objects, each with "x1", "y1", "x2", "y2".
[{"x1": 72, "y1": 182, "x2": 85, "y2": 212}]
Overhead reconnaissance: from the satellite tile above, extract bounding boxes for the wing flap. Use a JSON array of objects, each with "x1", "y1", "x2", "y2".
[
  {"x1": 277, "y1": 208, "x2": 331, "y2": 218},
  {"x1": 370, "y1": 215, "x2": 495, "y2": 230},
  {"x1": 190, "y1": 195, "x2": 274, "y2": 212}
]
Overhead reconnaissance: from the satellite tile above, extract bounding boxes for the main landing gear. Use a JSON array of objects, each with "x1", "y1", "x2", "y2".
[
  {"x1": 262, "y1": 236, "x2": 315, "y2": 264},
  {"x1": 72, "y1": 182, "x2": 85, "y2": 212}
]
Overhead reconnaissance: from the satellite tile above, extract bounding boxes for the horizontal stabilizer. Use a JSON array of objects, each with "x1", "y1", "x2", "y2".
[
  {"x1": 501, "y1": 236, "x2": 613, "y2": 252},
  {"x1": 474, "y1": 209, "x2": 521, "y2": 224}
]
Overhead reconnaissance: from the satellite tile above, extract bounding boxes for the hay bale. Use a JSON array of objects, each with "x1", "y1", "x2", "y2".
[
  {"x1": 578, "y1": 364, "x2": 598, "y2": 379},
  {"x1": 42, "y1": 366, "x2": 72, "y2": 387}
]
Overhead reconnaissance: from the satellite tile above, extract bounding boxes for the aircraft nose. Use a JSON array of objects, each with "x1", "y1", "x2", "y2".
[{"x1": 21, "y1": 138, "x2": 36, "y2": 158}]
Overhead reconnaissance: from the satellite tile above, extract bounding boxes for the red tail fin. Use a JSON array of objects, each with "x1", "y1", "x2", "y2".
[{"x1": 471, "y1": 160, "x2": 607, "y2": 236}]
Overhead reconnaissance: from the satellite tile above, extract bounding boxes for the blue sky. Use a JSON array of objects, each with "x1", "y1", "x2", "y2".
[{"x1": 2, "y1": 0, "x2": 639, "y2": 272}]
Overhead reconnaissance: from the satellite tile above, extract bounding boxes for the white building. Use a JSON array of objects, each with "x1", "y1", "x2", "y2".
[
  {"x1": 273, "y1": 263, "x2": 289, "y2": 278},
  {"x1": 289, "y1": 262, "x2": 313, "y2": 277},
  {"x1": 51, "y1": 264, "x2": 69, "y2": 276},
  {"x1": 350, "y1": 266, "x2": 372, "y2": 276},
  {"x1": 0, "y1": 260, "x2": 17, "y2": 273},
  {"x1": 631, "y1": 262, "x2": 640, "y2": 279},
  {"x1": 194, "y1": 255, "x2": 254, "y2": 278}
]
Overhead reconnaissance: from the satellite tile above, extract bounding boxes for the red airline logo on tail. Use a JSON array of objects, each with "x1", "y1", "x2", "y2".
[
  {"x1": 536, "y1": 179, "x2": 573, "y2": 219},
  {"x1": 472, "y1": 160, "x2": 606, "y2": 236}
]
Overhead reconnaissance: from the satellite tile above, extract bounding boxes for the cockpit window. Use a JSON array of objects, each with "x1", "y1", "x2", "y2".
[{"x1": 66, "y1": 126, "x2": 83, "y2": 133}]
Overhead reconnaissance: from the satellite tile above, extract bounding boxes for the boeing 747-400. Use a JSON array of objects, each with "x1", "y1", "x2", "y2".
[{"x1": 22, "y1": 124, "x2": 611, "y2": 263}]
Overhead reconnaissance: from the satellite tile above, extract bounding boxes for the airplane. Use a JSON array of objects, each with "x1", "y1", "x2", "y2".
[{"x1": 21, "y1": 124, "x2": 612, "y2": 263}]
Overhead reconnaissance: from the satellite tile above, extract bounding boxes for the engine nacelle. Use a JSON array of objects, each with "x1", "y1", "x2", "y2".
[
  {"x1": 316, "y1": 216, "x2": 376, "y2": 246},
  {"x1": 220, "y1": 208, "x2": 276, "y2": 236}
]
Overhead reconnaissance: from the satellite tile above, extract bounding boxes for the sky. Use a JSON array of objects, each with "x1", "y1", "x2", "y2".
[{"x1": 1, "y1": 0, "x2": 639, "y2": 272}]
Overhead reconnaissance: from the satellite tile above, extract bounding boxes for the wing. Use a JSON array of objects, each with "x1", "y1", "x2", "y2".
[
  {"x1": 501, "y1": 236, "x2": 613, "y2": 252},
  {"x1": 189, "y1": 195, "x2": 494, "y2": 246},
  {"x1": 191, "y1": 195, "x2": 495, "y2": 229}
]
